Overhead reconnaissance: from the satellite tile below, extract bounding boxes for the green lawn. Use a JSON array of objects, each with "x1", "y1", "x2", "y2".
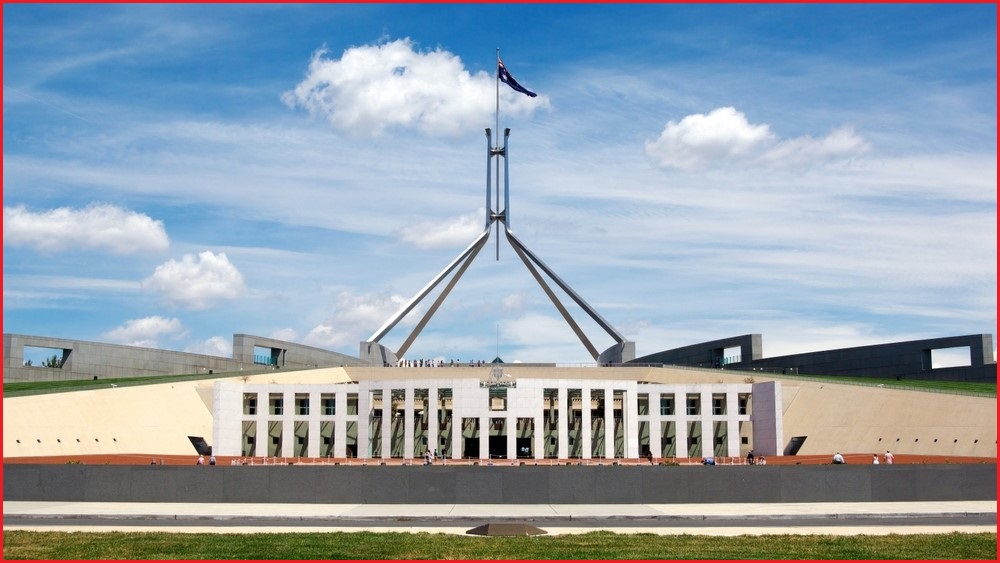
[{"x1": 3, "y1": 530, "x2": 996, "y2": 560}]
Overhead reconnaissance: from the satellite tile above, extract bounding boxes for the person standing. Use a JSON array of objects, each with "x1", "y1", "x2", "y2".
[
  {"x1": 872, "y1": 453, "x2": 879, "y2": 464},
  {"x1": 746, "y1": 450, "x2": 755, "y2": 465},
  {"x1": 832, "y1": 452, "x2": 845, "y2": 464},
  {"x1": 884, "y1": 450, "x2": 894, "y2": 464}
]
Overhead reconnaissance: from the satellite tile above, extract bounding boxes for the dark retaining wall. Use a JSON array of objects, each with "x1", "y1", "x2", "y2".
[{"x1": 4, "y1": 464, "x2": 995, "y2": 504}]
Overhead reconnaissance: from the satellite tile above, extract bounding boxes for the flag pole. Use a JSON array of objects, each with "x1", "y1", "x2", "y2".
[
  {"x1": 495, "y1": 47, "x2": 500, "y2": 151},
  {"x1": 494, "y1": 48, "x2": 502, "y2": 260}
]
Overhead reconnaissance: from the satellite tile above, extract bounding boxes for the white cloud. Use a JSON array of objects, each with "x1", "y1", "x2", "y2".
[
  {"x1": 269, "y1": 328, "x2": 298, "y2": 343},
  {"x1": 760, "y1": 125, "x2": 871, "y2": 167},
  {"x1": 644, "y1": 107, "x2": 869, "y2": 171},
  {"x1": 103, "y1": 315, "x2": 185, "y2": 348},
  {"x1": 3, "y1": 203, "x2": 169, "y2": 255},
  {"x1": 395, "y1": 209, "x2": 485, "y2": 249},
  {"x1": 282, "y1": 37, "x2": 547, "y2": 137},
  {"x1": 142, "y1": 251, "x2": 245, "y2": 310},
  {"x1": 303, "y1": 290, "x2": 417, "y2": 349},
  {"x1": 185, "y1": 335, "x2": 232, "y2": 357}
]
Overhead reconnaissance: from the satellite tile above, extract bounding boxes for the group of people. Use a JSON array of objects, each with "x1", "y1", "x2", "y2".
[
  {"x1": 700, "y1": 451, "x2": 766, "y2": 465},
  {"x1": 423, "y1": 449, "x2": 442, "y2": 465},
  {"x1": 195, "y1": 455, "x2": 217, "y2": 466},
  {"x1": 388, "y1": 359, "x2": 493, "y2": 368},
  {"x1": 832, "y1": 450, "x2": 894, "y2": 464}
]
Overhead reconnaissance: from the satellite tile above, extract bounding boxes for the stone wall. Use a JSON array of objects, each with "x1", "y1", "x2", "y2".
[{"x1": 5, "y1": 463, "x2": 993, "y2": 504}]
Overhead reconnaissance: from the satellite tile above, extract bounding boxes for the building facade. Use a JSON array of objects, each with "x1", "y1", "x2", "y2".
[{"x1": 212, "y1": 373, "x2": 782, "y2": 461}]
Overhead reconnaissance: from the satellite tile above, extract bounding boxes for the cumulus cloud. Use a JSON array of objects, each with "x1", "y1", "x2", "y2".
[
  {"x1": 269, "y1": 328, "x2": 298, "y2": 343},
  {"x1": 759, "y1": 125, "x2": 871, "y2": 167},
  {"x1": 142, "y1": 251, "x2": 245, "y2": 310},
  {"x1": 103, "y1": 316, "x2": 185, "y2": 348},
  {"x1": 395, "y1": 209, "x2": 485, "y2": 249},
  {"x1": 282, "y1": 37, "x2": 546, "y2": 137},
  {"x1": 3, "y1": 203, "x2": 169, "y2": 254},
  {"x1": 184, "y1": 335, "x2": 232, "y2": 357},
  {"x1": 645, "y1": 107, "x2": 869, "y2": 171},
  {"x1": 303, "y1": 290, "x2": 417, "y2": 348}
]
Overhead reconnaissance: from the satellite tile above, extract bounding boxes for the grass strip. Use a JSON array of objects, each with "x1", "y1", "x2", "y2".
[{"x1": 3, "y1": 530, "x2": 996, "y2": 560}]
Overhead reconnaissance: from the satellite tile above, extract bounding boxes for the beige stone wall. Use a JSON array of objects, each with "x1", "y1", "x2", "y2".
[{"x1": 4, "y1": 365, "x2": 994, "y2": 459}]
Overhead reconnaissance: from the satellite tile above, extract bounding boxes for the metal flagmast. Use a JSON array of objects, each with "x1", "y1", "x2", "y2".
[
  {"x1": 360, "y1": 50, "x2": 636, "y2": 368},
  {"x1": 494, "y1": 48, "x2": 502, "y2": 260}
]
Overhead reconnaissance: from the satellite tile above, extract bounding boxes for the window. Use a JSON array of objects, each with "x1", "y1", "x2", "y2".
[
  {"x1": 269, "y1": 394, "x2": 283, "y2": 416},
  {"x1": 243, "y1": 393, "x2": 257, "y2": 416},
  {"x1": 738, "y1": 394, "x2": 750, "y2": 415},
  {"x1": 637, "y1": 393, "x2": 649, "y2": 415},
  {"x1": 322, "y1": 394, "x2": 335, "y2": 416},
  {"x1": 686, "y1": 394, "x2": 700, "y2": 416},
  {"x1": 489, "y1": 388, "x2": 507, "y2": 411},
  {"x1": 295, "y1": 394, "x2": 309, "y2": 416},
  {"x1": 659, "y1": 395, "x2": 674, "y2": 416},
  {"x1": 712, "y1": 394, "x2": 726, "y2": 415}
]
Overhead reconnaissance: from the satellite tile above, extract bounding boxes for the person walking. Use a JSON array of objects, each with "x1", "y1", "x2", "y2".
[
  {"x1": 832, "y1": 452, "x2": 845, "y2": 464},
  {"x1": 884, "y1": 450, "x2": 894, "y2": 464}
]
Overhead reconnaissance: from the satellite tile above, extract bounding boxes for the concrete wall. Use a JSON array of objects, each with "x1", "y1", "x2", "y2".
[
  {"x1": 4, "y1": 463, "x2": 994, "y2": 504},
  {"x1": 631, "y1": 334, "x2": 996, "y2": 383},
  {"x1": 3, "y1": 333, "x2": 367, "y2": 383},
  {"x1": 742, "y1": 334, "x2": 996, "y2": 382},
  {"x1": 632, "y1": 335, "x2": 762, "y2": 367}
]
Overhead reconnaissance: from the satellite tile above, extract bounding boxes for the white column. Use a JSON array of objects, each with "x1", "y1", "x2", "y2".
[
  {"x1": 281, "y1": 390, "x2": 293, "y2": 459},
  {"x1": 479, "y1": 415, "x2": 489, "y2": 460},
  {"x1": 625, "y1": 385, "x2": 639, "y2": 459},
  {"x1": 604, "y1": 387, "x2": 615, "y2": 459},
  {"x1": 534, "y1": 413, "x2": 544, "y2": 460},
  {"x1": 675, "y1": 387, "x2": 689, "y2": 459},
  {"x1": 381, "y1": 386, "x2": 391, "y2": 460},
  {"x1": 726, "y1": 387, "x2": 741, "y2": 459},
  {"x1": 334, "y1": 390, "x2": 346, "y2": 458},
  {"x1": 507, "y1": 416, "x2": 516, "y2": 460},
  {"x1": 308, "y1": 391, "x2": 320, "y2": 458},
  {"x1": 701, "y1": 388, "x2": 712, "y2": 458},
  {"x1": 404, "y1": 386, "x2": 414, "y2": 460},
  {"x1": 356, "y1": 384, "x2": 371, "y2": 459},
  {"x1": 557, "y1": 386, "x2": 568, "y2": 459},
  {"x1": 427, "y1": 386, "x2": 438, "y2": 458},
  {"x1": 651, "y1": 390, "x2": 663, "y2": 458}
]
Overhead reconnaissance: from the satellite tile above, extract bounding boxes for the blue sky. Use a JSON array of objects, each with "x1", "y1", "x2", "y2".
[{"x1": 3, "y1": 4, "x2": 996, "y2": 366}]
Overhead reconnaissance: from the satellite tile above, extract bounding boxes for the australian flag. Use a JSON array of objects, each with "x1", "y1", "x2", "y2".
[{"x1": 498, "y1": 59, "x2": 537, "y2": 97}]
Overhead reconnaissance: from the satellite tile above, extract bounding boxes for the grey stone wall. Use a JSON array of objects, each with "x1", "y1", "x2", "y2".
[
  {"x1": 4, "y1": 463, "x2": 994, "y2": 504},
  {"x1": 631, "y1": 334, "x2": 996, "y2": 383},
  {"x1": 742, "y1": 334, "x2": 996, "y2": 382},
  {"x1": 3, "y1": 333, "x2": 367, "y2": 383}
]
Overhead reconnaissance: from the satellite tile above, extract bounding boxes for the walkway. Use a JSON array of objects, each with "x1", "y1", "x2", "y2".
[{"x1": 4, "y1": 500, "x2": 995, "y2": 536}]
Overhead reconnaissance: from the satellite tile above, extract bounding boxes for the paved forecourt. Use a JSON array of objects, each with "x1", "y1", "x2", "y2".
[{"x1": 4, "y1": 500, "x2": 996, "y2": 536}]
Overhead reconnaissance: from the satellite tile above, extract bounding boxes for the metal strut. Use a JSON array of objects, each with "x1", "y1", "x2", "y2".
[{"x1": 363, "y1": 127, "x2": 633, "y2": 365}]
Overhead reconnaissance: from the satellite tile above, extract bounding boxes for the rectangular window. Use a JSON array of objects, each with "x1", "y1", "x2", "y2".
[
  {"x1": 269, "y1": 393, "x2": 283, "y2": 416},
  {"x1": 712, "y1": 394, "x2": 726, "y2": 415},
  {"x1": 637, "y1": 393, "x2": 649, "y2": 415},
  {"x1": 295, "y1": 393, "x2": 309, "y2": 416},
  {"x1": 489, "y1": 388, "x2": 507, "y2": 411},
  {"x1": 322, "y1": 393, "x2": 335, "y2": 416},
  {"x1": 738, "y1": 394, "x2": 750, "y2": 416},
  {"x1": 659, "y1": 395, "x2": 674, "y2": 416},
  {"x1": 686, "y1": 394, "x2": 700, "y2": 416},
  {"x1": 243, "y1": 393, "x2": 257, "y2": 416}
]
